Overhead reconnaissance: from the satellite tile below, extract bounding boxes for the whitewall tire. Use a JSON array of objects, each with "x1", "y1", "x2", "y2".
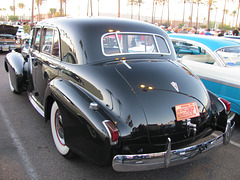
[{"x1": 50, "y1": 101, "x2": 72, "y2": 157}]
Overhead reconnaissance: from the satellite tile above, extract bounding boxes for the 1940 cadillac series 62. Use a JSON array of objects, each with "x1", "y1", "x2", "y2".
[{"x1": 4, "y1": 17, "x2": 234, "y2": 172}]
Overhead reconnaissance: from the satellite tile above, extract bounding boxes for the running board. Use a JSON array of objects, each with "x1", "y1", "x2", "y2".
[{"x1": 28, "y1": 93, "x2": 44, "y2": 117}]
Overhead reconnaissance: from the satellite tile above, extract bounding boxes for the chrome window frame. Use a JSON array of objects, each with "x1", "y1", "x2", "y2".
[{"x1": 101, "y1": 32, "x2": 171, "y2": 56}]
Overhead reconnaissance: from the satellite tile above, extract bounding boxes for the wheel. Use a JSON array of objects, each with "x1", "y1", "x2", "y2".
[
  {"x1": 8, "y1": 72, "x2": 20, "y2": 94},
  {"x1": 50, "y1": 101, "x2": 75, "y2": 158}
]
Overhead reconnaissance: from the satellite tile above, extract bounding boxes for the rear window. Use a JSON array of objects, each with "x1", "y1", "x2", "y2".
[{"x1": 102, "y1": 33, "x2": 170, "y2": 56}]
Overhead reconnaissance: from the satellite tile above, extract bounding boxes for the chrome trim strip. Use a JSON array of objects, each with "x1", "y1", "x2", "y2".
[
  {"x1": 28, "y1": 93, "x2": 44, "y2": 117},
  {"x1": 112, "y1": 121, "x2": 235, "y2": 172},
  {"x1": 121, "y1": 60, "x2": 132, "y2": 69},
  {"x1": 199, "y1": 75, "x2": 240, "y2": 89}
]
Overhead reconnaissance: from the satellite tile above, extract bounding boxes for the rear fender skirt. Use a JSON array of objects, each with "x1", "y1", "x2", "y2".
[
  {"x1": 5, "y1": 51, "x2": 27, "y2": 92},
  {"x1": 48, "y1": 78, "x2": 114, "y2": 165}
]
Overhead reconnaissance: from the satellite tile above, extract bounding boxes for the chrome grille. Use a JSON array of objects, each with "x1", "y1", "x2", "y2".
[{"x1": 0, "y1": 41, "x2": 15, "y2": 45}]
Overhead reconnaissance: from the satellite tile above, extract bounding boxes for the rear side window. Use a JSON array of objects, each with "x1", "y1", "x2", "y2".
[
  {"x1": 60, "y1": 29, "x2": 77, "y2": 64},
  {"x1": 155, "y1": 36, "x2": 170, "y2": 54}
]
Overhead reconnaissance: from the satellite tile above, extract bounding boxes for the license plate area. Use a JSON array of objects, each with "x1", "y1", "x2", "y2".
[
  {"x1": 2, "y1": 45, "x2": 9, "y2": 51},
  {"x1": 175, "y1": 102, "x2": 200, "y2": 121}
]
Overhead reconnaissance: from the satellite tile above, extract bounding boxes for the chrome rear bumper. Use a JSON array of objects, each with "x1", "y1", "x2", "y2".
[{"x1": 112, "y1": 119, "x2": 234, "y2": 172}]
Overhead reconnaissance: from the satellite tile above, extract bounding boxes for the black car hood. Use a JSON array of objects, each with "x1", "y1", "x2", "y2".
[{"x1": 0, "y1": 25, "x2": 18, "y2": 35}]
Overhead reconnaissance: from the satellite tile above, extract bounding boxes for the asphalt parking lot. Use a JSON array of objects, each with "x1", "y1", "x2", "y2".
[{"x1": 1, "y1": 52, "x2": 240, "y2": 180}]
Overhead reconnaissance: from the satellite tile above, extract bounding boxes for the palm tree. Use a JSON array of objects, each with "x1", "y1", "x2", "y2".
[
  {"x1": 138, "y1": 0, "x2": 143, "y2": 20},
  {"x1": 222, "y1": 0, "x2": 234, "y2": 28},
  {"x1": 0, "y1": 8, "x2": 6, "y2": 13},
  {"x1": 213, "y1": 6, "x2": 218, "y2": 29},
  {"x1": 118, "y1": 0, "x2": 120, "y2": 17},
  {"x1": 206, "y1": 0, "x2": 216, "y2": 29},
  {"x1": 128, "y1": 0, "x2": 142, "y2": 20},
  {"x1": 130, "y1": 0, "x2": 134, "y2": 19},
  {"x1": 10, "y1": 6, "x2": 15, "y2": 15},
  {"x1": 18, "y1": 3, "x2": 25, "y2": 21},
  {"x1": 225, "y1": 9, "x2": 229, "y2": 25},
  {"x1": 221, "y1": 0, "x2": 227, "y2": 29},
  {"x1": 152, "y1": 0, "x2": 156, "y2": 23},
  {"x1": 189, "y1": 0, "x2": 194, "y2": 27},
  {"x1": 13, "y1": 0, "x2": 15, "y2": 16},
  {"x1": 60, "y1": 0, "x2": 63, "y2": 16},
  {"x1": 49, "y1": 8, "x2": 57, "y2": 18},
  {"x1": 18, "y1": 3, "x2": 24, "y2": 9},
  {"x1": 182, "y1": 0, "x2": 187, "y2": 24},
  {"x1": 167, "y1": 0, "x2": 170, "y2": 27},
  {"x1": 35, "y1": 0, "x2": 42, "y2": 21},
  {"x1": 62, "y1": 0, "x2": 67, "y2": 16},
  {"x1": 31, "y1": 0, "x2": 34, "y2": 25},
  {"x1": 0, "y1": 8, "x2": 6, "y2": 20},
  {"x1": 98, "y1": 0, "x2": 100, "y2": 16},
  {"x1": 87, "y1": 0, "x2": 93, "y2": 16},
  {"x1": 152, "y1": 0, "x2": 160, "y2": 24},
  {"x1": 231, "y1": 10, "x2": 237, "y2": 27},
  {"x1": 160, "y1": 0, "x2": 166, "y2": 24},
  {"x1": 235, "y1": 0, "x2": 240, "y2": 29},
  {"x1": 196, "y1": 0, "x2": 201, "y2": 29},
  {"x1": 128, "y1": 0, "x2": 136, "y2": 19}
]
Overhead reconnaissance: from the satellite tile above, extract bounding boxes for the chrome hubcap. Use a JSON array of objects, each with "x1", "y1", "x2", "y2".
[{"x1": 55, "y1": 109, "x2": 65, "y2": 145}]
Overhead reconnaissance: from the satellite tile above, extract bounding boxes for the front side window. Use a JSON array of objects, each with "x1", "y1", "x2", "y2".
[
  {"x1": 32, "y1": 28, "x2": 41, "y2": 50},
  {"x1": 42, "y1": 28, "x2": 54, "y2": 54},
  {"x1": 102, "y1": 33, "x2": 170, "y2": 56},
  {"x1": 216, "y1": 46, "x2": 240, "y2": 66},
  {"x1": 41, "y1": 28, "x2": 60, "y2": 58}
]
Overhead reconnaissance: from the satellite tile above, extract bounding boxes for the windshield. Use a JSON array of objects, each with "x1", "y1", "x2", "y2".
[
  {"x1": 102, "y1": 33, "x2": 170, "y2": 56},
  {"x1": 216, "y1": 46, "x2": 240, "y2": 66}
]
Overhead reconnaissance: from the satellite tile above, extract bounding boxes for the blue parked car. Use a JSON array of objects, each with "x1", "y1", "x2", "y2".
[{"x1": 170, "y1": 34, "x2": 240, "y2": 120}]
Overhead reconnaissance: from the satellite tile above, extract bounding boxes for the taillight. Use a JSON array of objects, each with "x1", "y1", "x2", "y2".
[
  {"x1": 103, "y1": 120, "x2": 119, "y2": 145},
  {"x1": 219, "y1": 98, "x2": 231, "y2": 113}
]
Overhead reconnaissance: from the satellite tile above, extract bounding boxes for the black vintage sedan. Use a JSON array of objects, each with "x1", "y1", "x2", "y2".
[{"x1": 4, "y1": 17, "x2": 234, "y2": 172}]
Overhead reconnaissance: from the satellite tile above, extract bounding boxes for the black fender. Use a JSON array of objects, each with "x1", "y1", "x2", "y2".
[
  {"x1": 5, "y1": 51, "x2": 28, "y2": 93},
  {"x1": 48, "y1": 78, "x2": 114, "y2": 165},
  {"x1": 208, "y1": 90, "x2": 228, "y2": 131}
]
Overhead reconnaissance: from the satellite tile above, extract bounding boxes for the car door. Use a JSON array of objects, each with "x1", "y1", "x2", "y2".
[{"x1": 30, "y1": 27, "x2": 60, "y2": 105}]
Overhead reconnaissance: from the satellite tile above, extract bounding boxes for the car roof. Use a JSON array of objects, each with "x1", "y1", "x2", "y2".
[
  {"x1": 169, "y1": 34, "x2": 240, "y2": 51},
  {"x1": 35, "y1": 17, "x2": 176, "y2": 64}
]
